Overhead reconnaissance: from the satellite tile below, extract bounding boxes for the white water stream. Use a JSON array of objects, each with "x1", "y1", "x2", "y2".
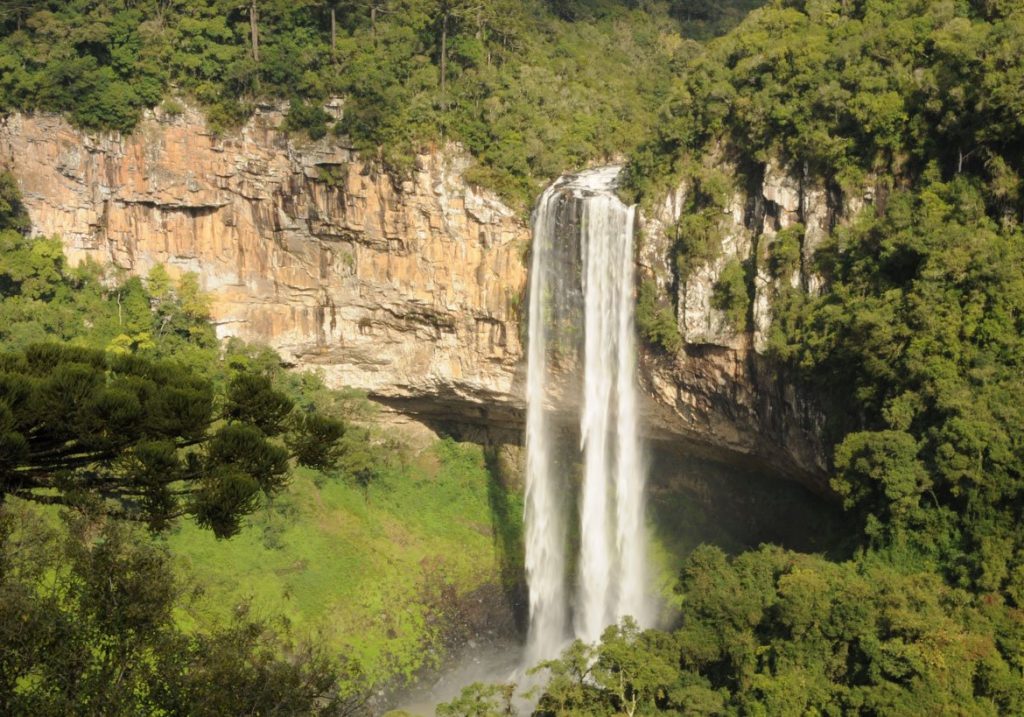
[
  {"x1": 523, "y1": 167, "x2": 651, "y2": 665},
  {"x1": 522, "y1": 175, "x2": 571, "y2": 667}
]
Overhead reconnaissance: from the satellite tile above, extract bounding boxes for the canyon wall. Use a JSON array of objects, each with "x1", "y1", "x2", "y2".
[
  {"x1": 638, "y1": 153, "x2": 874, "y2": 491},
  {"x1": 0, "y1": 106, "x2": 853, "y2": 491},
  {"x1": 0, "y1": 104, "x2": 528, "y2": 431}
]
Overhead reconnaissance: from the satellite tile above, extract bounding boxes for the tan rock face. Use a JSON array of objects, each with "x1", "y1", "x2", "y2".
[{"x1": 0, "y1": 106, "x2": 529, "y2": 421}]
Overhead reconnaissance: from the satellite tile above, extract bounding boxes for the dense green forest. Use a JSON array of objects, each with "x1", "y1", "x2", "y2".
[
  {"x1": 4, "y1": 0, "x2": 1024, "y2": 715},
  {"x1": 0, "y1": 0, "x2": 760, "y2": 206},
  {"x1": 630, "y1": 0, "x2": 1024, "y2": 603}
]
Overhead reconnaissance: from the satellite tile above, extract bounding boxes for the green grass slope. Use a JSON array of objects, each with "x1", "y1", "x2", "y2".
[{"x1": 166, "y1": 436, "x2": 524, "y2": 686}]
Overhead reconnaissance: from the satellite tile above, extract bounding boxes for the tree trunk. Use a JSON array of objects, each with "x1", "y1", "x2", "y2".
[
  {"x1": 440, "y1": 7, "x2": 449, "y2": 109},
  {"x1": 331, "y1": 7, "x2": 337, "y2": 53},
  {"x1": 249, "y1": 1, "x2": 260, "y2": 63}
]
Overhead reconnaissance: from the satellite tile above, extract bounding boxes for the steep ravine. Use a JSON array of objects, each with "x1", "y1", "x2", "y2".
[{"x1": 0, "y1": 105, "x2": 839, "y2": 493}]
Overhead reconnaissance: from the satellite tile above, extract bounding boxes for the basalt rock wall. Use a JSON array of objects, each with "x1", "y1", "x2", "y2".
[
  {"x1": 0, "y1": 104, "x2": 528, "y2": 431},
  {"x1": 638, "y1": 151, "x2": 875, "y2": 492}
]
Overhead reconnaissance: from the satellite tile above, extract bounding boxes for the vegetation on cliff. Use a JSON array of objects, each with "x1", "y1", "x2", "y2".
[
  {"x1": 627, "y1": 0, "x2": 1024, "y2": 608},
  {"x1": 0, "y1": 172, "x2": 527, "y2": 710},
  {"x1": 0, "y1": 0, "x2": 760, "y2": 207}
]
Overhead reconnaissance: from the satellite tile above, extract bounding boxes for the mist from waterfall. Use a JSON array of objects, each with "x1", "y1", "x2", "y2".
[{"x1": 523, "y1": 167, "x2": 651, "y2": 666}]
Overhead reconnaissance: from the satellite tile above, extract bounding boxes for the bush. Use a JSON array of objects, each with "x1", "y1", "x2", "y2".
[
  {"x1": 767, "y1": 224, "x2": 804, "y2": 280},
  {"x1": 636, "y1": 279, "x2": 682, "y2": 353},
  {"x1": 160, "y1": 97, "x2": 185, "y2": 117},
  {"x1": 284, "y1": 98, "x2": 330, "y2": 140},
  {"x1": 710, "y1": 258, "x2": 749, "y2": 331}
]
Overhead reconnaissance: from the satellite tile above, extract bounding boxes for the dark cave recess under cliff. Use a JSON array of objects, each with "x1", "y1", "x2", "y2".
[{"x1": 372, "y1": 395, "x2": 849, "y2": 559}]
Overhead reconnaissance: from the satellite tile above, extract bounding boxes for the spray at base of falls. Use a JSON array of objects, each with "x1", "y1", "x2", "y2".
[{"x1": 523, "y1": 167, "x2": 652, "y2": 667}]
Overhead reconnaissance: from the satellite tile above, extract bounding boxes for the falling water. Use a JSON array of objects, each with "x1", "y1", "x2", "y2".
[
  {"x1": 522, "y1": 182, "x2": 570, "y2": 667},
  {"x1": 523, "y1": 167, "x2": 650, "y2": 664}
]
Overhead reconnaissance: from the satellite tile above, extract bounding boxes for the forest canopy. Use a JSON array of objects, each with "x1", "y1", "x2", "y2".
[{"x1": 0, "y1": 0, "x2": 758, "y2": 206}]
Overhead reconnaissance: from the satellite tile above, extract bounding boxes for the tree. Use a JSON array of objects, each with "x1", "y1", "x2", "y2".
[
  {"x1": 0, "y1": 343, "x2": 345, "y2": 537},
  {"x1": 832, "y1": 429, "x2": 931, "y2": 537},
  {"x1": 636, "y1": 278, "x2": 682, "y2": 353},
  {"x1": 432, "y1": 0, "x2": 504, "y2": 112},
  {"x1": 590, "y1": 619, "x2": 680, "y2": 717},
  {"x1": 0, "y1": 232, "x2": 64, "y2": 301},
  {"x1": 0, "y1": 504, "x2": 366, "y2": 716},
  {"x1": 0, "y1": 0, "x2": 36, "y2": 31},
  {"x1": 0, "y1": 172, "x2": 27, "y2": 233},
  {"x1": 711, "y1": 258, "x2": 749, "y2": 332},
  {"x1": 287, "y1": 411, "x2": 348, "y2": 471},
  {"x1": 437, "y1": 681, "x2": 516, "y2": 717},
  {"x1": 250, "y1": 0, "x2": 261, "y2": 62},
  {"x1": 331, "y1": 1, "x2": 338, "y2": 53},
  {"x1": 335, "y1": 426, "x2": 380, "y2": 494},
  {"x1": 531, "y1": 639, "x2": 602, "y2": 715}
]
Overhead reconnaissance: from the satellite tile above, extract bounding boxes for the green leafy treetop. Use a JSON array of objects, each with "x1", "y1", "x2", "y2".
[
  {"x1": 0, "y1": 343, "x2": 345, "y2": 538},
  {"x1": 0, "y1": 172, "x2": 28, "y2": 233},
  {"x1": 0, "y1": 503, "x2": 370, "y2": 716}
]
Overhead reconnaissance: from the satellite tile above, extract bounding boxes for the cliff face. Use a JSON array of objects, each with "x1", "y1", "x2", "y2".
[
  {"x1": 0, "y1": 106, "x2": 845, "y2": 491},
  {"x1": 0, "y1": 105, "x2": 528, "y2": 429},
  {"x1": 638, "y1": 155, "x2": 873, "y2": 491}
]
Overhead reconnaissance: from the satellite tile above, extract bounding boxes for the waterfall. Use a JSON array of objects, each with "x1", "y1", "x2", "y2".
[
  {"x1": 523, "y1": 167, "x2": 650, "y2": 664},
  {"x1": 522, "y1": 183, "x2": 570, "y2": 667}
]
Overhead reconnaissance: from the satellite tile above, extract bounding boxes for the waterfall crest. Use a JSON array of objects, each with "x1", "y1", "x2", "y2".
[{"x1": 523, "y1": 167, "x2": 650, "y2": 665}]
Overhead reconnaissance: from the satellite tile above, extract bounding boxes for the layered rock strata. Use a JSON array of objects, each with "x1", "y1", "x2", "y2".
[{"x1": 0, "y1": 105, "x2": 527, "y2": 430}]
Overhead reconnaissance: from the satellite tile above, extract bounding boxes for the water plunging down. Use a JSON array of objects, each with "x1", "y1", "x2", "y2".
[{"x1": 523, "y1": 166, "x2": 651, "y2": 666}]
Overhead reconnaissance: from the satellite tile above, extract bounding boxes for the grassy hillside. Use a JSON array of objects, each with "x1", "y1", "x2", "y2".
[{"x1": 167, "y1": 437, "x2": 524, "y2": 685}]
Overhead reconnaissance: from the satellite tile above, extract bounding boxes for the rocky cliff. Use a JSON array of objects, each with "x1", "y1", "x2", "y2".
[
  {"x1": 0, "y1": 104, "x2": 528, "y2": 432},
  {"x1": 638, "y1": 152, "x2": 874, "y2": 491},
  {"x1": 0, "y1": 106, "x2": 848, "y2": 492}
]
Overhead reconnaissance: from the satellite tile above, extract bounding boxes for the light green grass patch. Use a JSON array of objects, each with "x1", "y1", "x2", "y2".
[{"x1": 166, "y1": 437, "x2": 522, "y2": 684}]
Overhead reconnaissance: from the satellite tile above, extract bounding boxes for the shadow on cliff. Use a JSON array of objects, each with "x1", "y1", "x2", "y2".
[
  {"x1": 646, "y1": 445, "x2": 857, "y2": 564},
  {"x1": 482, "y1": 445, "x2": 529, "y2": 637}
]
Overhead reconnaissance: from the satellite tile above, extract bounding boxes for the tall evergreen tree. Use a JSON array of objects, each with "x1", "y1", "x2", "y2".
[{"x1": 0, "y1": 343, "x2": 345, "y2": 537}]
